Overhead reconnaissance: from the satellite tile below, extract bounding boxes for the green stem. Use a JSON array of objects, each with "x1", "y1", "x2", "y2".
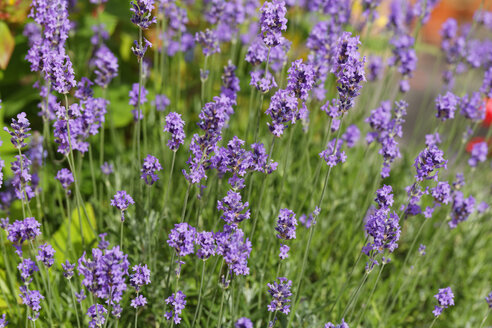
[
  {"x1": 354, "y1": 263, "x2": 386, "y2": 326},
  {"x1": 69, "y1": 280, "x2": 82, "y2": 328},
  {"x1": 429, "y1": 316, "x2": 438, "y2": 328},
  {"x1": 192, "y1": 261, "x2": 206, "y2": 328},
  {"x1": 479, "y1": 308, "x2": 490, "y2": 328}
]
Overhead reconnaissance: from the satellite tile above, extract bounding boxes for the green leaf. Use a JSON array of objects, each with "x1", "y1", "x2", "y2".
[
  {"x1": 50, "y1": 203, "x2": 97, "y2": 263},
  {"x1": 0, "y1": 22, "x2": 14, "y2": 70}
]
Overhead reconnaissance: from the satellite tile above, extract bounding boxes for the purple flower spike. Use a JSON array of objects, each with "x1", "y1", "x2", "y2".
[
  {"x1": 18, "y1": 258, "x2": 39, "y2": 283},
  {"x1": 235, "y1": 317, "x2": 253, "y2": 328},
  {"x1": 275, "y1": 208, "x2": 297, "y2": 240},
  {"x1": 468, "y1": 142, "x2": 488, "y2": 167},
  {"x1": 196, "y1": 231, "x2": 216, "y2": 260},
  {"x1": 101, "y1": 162, "x2": 114, "y2": 175},
  {"x1": 449, "y1": 191, "x2": 475, "y2": 229},
  {"x1": 130, "y1": 0, "x2": 156, "y2": 30},
  {"x1": 140, "y1": 154, "x2": 162, "y2": 185},
  {"x1": 87, "y1": 304, "x2": 107, "y2": 328},
  {"x1": 0, "y1": 314, "x2": 7, "y2": 327},
  {"x1": 259, "y1": 0, "x2": 288, "y2": 47},
  {"x1": 19, "y1": 287, "x2": 44, "y2": 320},
  {"x1": 91, "y1": 45, "x2": 118, "y2": 88},
  {"x1": 435, "y1": 92, "x2": 458, "y2": 121},
  {"x1": 486, "y1": 291, "x2": 492, "y2": 308},
  {"x1": 130, "y1": 264, "x2": 151, "y2": 292},
  {"x1": 267, "y1": 277, "x2": 292, "y2": 314},
  {"x1": 481, "y1": 67, "x2": 492, "y2": 98},
  {"x1": 195, "y1": 28, "x2": 220, "y2": 56},
  {"x1": 55, "y1": 168, "x2": 74, "y2": 194},
  {"x1": 154, "y1": 94, "x2": 170, "y2": 112},
  {"x1": 131, "y1": 294, "x2": 148, "y2": 308},
  {"x1": 6, "y1": 217, "x2": 41, "y2": 256},
  {"x1": 279, "y1": 244, "x2": 290, "y2": 260},
  {"x1": 164, "y1": 112, "x2": 186, "y2": 151},
  {"x1": 414, "y1": 145, "x2": 447, "y2": 182},
  {"x1": 36, "y1": 243, "x2": 55, "y2": 268},
  {"x1": 110, "y1": 191, "x2": 135, "y2": 221},
  {"x1": 4, "y1": 112, "x2": 31, "y2": 149},
  {"x1": 217, "y1": 190, "x2": 251, "y2": 225},
  {"x1": 325, "y1": 319, "x2": 349, "y2": 328},
  {"x1": 215, "y1": 226, "x2": 252, "y2": 276},
  {"x1": 167, "y1": 223, "x2": 196, "y2": 257},
  {"x1": 433, "y1": 287, "x2": 454, "y2": 317},
  {"x1": 165, "y1": 291, "x2": 186, "y2": 324},
  {"x1": 266, "y1": 89, "x2": 299, "y2": 137},
  {"x1": 62, "y1": 260, "x2": 75, "y2": 279}
]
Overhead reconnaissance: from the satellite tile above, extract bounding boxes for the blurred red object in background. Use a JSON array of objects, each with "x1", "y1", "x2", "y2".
[
  {"x1": 466, "y1": 137, "x2": 491, "y2": 153},
  {"x1": 484, "y1": 98, "x2": 492, "y2": 127}
]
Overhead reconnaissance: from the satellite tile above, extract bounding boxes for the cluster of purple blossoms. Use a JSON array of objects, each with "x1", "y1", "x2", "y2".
[
  {"x1": 449, "y1": 191, "x2": 475, "y2": 229},
  {"x1": 331, "y1": 32, "x2": 366, "y2": 112},
  {"x1": 90, "y1": 24, "x2": 109, "y2": 46},
  {"x1": 482, "y1": 67, "x2": 492, "y2": 98},
  {"x1": 342, "y1": 125, "x2": 361, "y2": 148},
  {"x1": 27, "y1": 0, "x2": 76, "y2": 94},
  {"x1": 275, "y1": 208, "x2": 297, "y2": 259},
  {"x1": 414, "y1": 145, "x2": 447, "y2": 182},
  {"x1": 460, "y1": 92, "x2": 485, "y2": 122},
  {"x1": 221, "y1": 61, "x2": 240, "y2": 103},
  {"x1": 267, "y1": 277, "x2": 292, "y2": 315},
  {"x1": 250, "y1": 70, "x2": 278, "y2": 93},
  {"x1": 18, "y1": 258, "x2": 39, "y2": 283},
  {"x1": 0, "y1": 314, "x2": 7, "y2": 327},
  {"x1": 419, "y1": 244, "x2": 426, "y2": 256},
  {"x1": 195, "y1": 29, "x2": 220, "y2": 56},
  {"x1": 299, "y1": 207, "x2": 320, "y2": 229},
  {"x1": 101, "y1": 162, "x2": 114, "y2": 175},
  {"x1": 19, "y1": 287, "x2": 44, "y2": 321},
  {"x1": 367, "y1": 55, "x2": 384, "y2": 81},
  {"x1": 165, "y1": 291, "x2": 186, "y2": 324},
  {"x1": 259, "y1": 0, "x2": 288, "y2": 47},
  {"x1": 235, "y1": 317, "x2": 253, "y2": 328},
  {"x1": 131, "y1": 37, "x2": 152, "y2": 60},
  {"x1": 440, "y1": 18, "x2": 466, "y2": 88},
  {"x1": 140, "y1": 154, "x2": 162, "y2": 185},
  {"x1": 414, "y1": 0, "x2": 440, "y2": 24},
  {"x1": 90, "y1": 44, "x2": 119, "y2": 88},
  {"x1": 319, "y1": 138, "x2": 347, "y2": 168},
  {"x1": 468, "y1": 142, "x2": 488, "y2": 167},
  {"x1": 6, "y1": 217, "x2": 41, "y2": 256},
  {"x1": 196, "y1": 231, "x2": 216, "y2": 260},
  {"x1": 5, "y1": 112, "x2": 31, "y2": 149},
  {"x1": 486, "y1": 291, "x2": 492, "y2": 308},
  {"x1": 62, "y1": 260, "x2": 75, "y2": 280},
  {"x1": 388, "y1": 33, "x2": 417, "y2": 93},
  {"x1": 269, "y1": 39, "x2": 291, "y2": 72},
  {"x1": 217, "y1": 190, "x2": 251, "y2": 225},
  {"x1": 433, "y1": 287, "x2": 455, "y2": 316},
  {"x1": 325, "y1": 319, "x2": 349, "y2": 328},
  {"x1": 130, "y1": 0, "x2": 156, "y2": 30},
  {"x1": 154, "y1": 94, "x2": 170, "y2": 112},
  {"x1": 163, "y1": 112, "x2": 186, "y2": 151},
  {"x1": 275, "y1": 209, "x2": 297, "y2": 240},
  {"x1": 215, "y1": 226, "x2": 252, "y2": 276},
  {"x1": 211, "y1": 136, "x2": 273, "y2": 189},
  {"x1": 266, "y1": 89, "x2": 299, "y2": 137},
  {"x1": 129, "y1": 83, "x2": 149, "y2": 121},
  {"x1": 366, "y1": 100, "x2": 407, "y2": 178},
  {"x1": 110, "y1": 190, "x2": 135, "y2": 221},
  {"x1": 87, "y1": 304, "x2": 107, "y2": 328},
  {"x1": 130, "y1": 264, "x2": 151, "y2": 308},
  {"x1": 363, "y1": 186, "x2": 400, "y2": 270},
  {"x1": 11, "y1": 155, "x2": 35, "y2": 201},
  {"x1": 167, "y1": 223, "x2": 197, "y2": 257},
  {"x1": 78, "y1": 246, "x2": 130, "y2": 315},
  {"x1": 423, "y1": 181, "x2": 452, "y2": 218},
  {"x1": 245, "y1": 38, "x2": 269, "y2": 66},
  {"x1": 286, "y1": 59, "x2": 316, "y2": 102},
  {"x1": 183, "y1": 97, "x2": 233, "y2": 184},
  {"x1": 161, "y1": 3, "x2": 194, "y2": 56},
  {"x1": 55, "y1": 168, "x2": 74, "y2": 194},
  {"x1": 36, "y1": 243, "x2": 55, "y2": 268},
  {"x1": 435, "y1": 92, "x2": 458, "y2": 121}
]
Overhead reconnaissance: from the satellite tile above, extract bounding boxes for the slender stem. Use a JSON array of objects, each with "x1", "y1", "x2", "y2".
[
  {"x1": 69, "y1": 280, "x2": 81, "y2": 328},
  {"x1": 249, "y1": 135, "x2": 276, "y2": 240},
  {"x1": 340, "y1": 271, "x2": 369, "y2": 320},
  {"x1": 253, "y1": 48, "x2": 272, "y2": 143},
  {"x1": 180, "y1": 182, "x2": 191, "y2": 223},
  {"x1": 354, "y1": 263, "x2": 385, "y2": 326},
  {"x1": 163, "y1": 151, "x2": 176, "y2": 211},
  {"x1": 201, "y1": 55, "x2": 209, "y2": 106},
  {"x1": 480, "y1": 308, "x2": 490, "y2": 328},
  {"x1": 429, "y1": 316, "x2": 438, "y2": 328},
  {"x1": 120, "y1": 220, "x2": 124, "y2": 249},
  {"x1": 135, "y1": 292, "x2": 139, "y2": 328},
  {"x1": 216, "y1": 271, "x2": 230, "y2": 328},
  {"x1": 192, "y1": 261, "x2": 207, "y2": 328}
]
